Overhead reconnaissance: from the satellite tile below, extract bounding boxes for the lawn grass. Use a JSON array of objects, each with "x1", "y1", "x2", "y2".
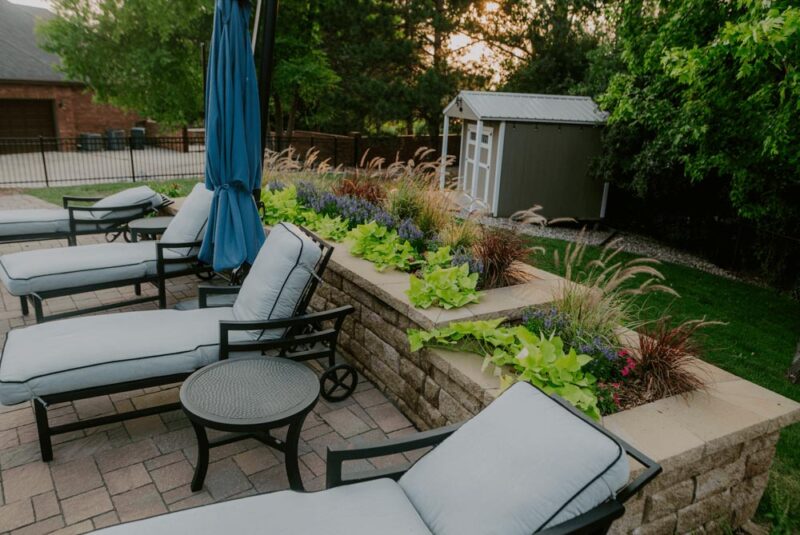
[
  {"x1": 527, "y1": 234, "x2": 800, "y2": 532},
  {"x1": 19, "y1": 178, "x2": 202, "y2": 206}
]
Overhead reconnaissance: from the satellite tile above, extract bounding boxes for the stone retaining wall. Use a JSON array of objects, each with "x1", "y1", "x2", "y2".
[{"x1": 310, "y1": 246, "x2": 800, "y2": 535}]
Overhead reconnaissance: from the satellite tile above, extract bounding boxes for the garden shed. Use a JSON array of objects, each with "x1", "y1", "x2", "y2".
[{"x1": 439, "y1": 91, "x2": 608, "y2": 220}]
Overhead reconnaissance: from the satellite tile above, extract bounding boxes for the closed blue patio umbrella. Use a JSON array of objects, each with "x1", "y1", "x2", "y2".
[{"x1": 199, "y1": 0, "x2": 265, "y2": 272}]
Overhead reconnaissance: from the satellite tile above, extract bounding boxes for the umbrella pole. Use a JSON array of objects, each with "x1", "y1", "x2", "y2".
[
  {"x1": 257, "y1": 0, "x2": 278, "y2": 162},
  {"x1": 253, "y1": 0, "x2": 278, "y2": 210}
]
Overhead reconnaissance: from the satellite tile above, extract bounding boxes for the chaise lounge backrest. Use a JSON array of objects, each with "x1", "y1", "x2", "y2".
[
  {"x1": 87, "y1": 186, "x2": 166, "y2": 220},
  {"x1": 397, "y1": 382, "x2": 631, "y2": 535},
  {"x1": 160, "y1": 184, "x2": 214, "y2": 256},
  {"x1": 232, "y1": 222, "x2": 323, "y2": 340}
]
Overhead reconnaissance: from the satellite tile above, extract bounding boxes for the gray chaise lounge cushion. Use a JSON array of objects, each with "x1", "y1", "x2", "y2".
[
  {"x1": 0, "y1": 307, "x2": 235, "y2": 405},
  {"x1": 0, "y1": 185, "x2": 212, "y2": 296},
  {"x1": 398, "y1": 382, "x2": 630, "y2": 534},
  {"x1": 0, "y1": 242, "x2": 186, "y2": 296},
  {"x1": 160, "y1": 183, "x2": 213, "y2": 256},
  {"x1": 89, "y1": 186, "x2": 164, "y2": 220},
  {"x1": 0, "y1": 218, "x2": 321, "y2": 405},
  {"x1": 0, "y1": 186, "x2": 164, "y2": 238},
  {"x1": 94, "y1": 383, "x2": 631, "y2": 535},
  {"x1": 96, "y1": 478, "x2": 431, "y2": 535},
  {"x1": 233, "y1": 222, "x2": 321, "y2": 340}
]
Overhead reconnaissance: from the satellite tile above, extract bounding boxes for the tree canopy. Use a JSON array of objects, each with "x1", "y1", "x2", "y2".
[{"x1": 39, "y1": 0, "x2": 213, "y2": 126}]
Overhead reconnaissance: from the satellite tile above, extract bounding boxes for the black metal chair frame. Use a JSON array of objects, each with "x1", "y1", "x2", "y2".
[
  {"x1": 197, "y1": 226, "x2": 357, "y2": 401},
  {"x1": 326, "y1": 391, "x2": 662, "y2": 535},
  {"x1": 186, "y1": 304, "x2": 354, "y2": 492},
  {"x1": 0, "y1": 194, "x2": 171, "y2": 246},
  {"x1": 20, "y1": 239, "x2": 211, "y2": 323},
  {"x1": 29, "y1": 227, "x2": 355, "y2": 462}
]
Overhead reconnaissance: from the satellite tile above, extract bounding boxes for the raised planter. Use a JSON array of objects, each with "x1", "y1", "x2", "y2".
[{"x1": 310, "y1": 243, "x2": 800, "y2": 534}]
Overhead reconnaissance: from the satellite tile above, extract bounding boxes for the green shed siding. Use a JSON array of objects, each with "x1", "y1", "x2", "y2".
[{"x1": 495, "y1": 122, "x2": 604, "y2": 220}]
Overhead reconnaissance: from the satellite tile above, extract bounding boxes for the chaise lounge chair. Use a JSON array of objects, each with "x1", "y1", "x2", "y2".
[
  {"x1": 0, "y1": 183, "x2": 213, "y2": 322},
  {"x1": 0, "y1": 222, "x2": 357, "y2": 461},
  {"x1": 96, "y1": 381, "x2": 661, "y2": 535},
  {"x1": 0, "y1": 185, "x2": 171, "y2": 246}
]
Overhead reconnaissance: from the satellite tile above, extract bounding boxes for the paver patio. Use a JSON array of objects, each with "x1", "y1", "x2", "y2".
[{"x1": 0, "y1": 192, "x2": 414, "y2": 534}]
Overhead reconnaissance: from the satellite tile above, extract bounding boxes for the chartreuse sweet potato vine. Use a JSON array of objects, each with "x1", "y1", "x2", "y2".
[
  {"x1": 347, "y1": 222, "x2": 421, "y2": 272},
  {"x1": 408, "y1": 318, "x2": 600, "y2": 419},
  {"x1": 406, "y1": 247, "x2": 480, "y2": 310},
  {"x1": 261, "y1": 185, "x2": 349, "y2": 241}
]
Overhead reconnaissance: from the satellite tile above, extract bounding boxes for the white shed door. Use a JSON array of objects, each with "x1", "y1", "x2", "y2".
[{"x1": 462, "y1": 124, "x2": 494, "y2": 209}]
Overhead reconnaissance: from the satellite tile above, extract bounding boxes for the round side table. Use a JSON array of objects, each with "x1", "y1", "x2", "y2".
[
  {"x1": 180, "y1": 356, "x2": 320, "y2": 492},
  {"x1": 129, "y1": 216, "x2": 174, "y2": 242}
]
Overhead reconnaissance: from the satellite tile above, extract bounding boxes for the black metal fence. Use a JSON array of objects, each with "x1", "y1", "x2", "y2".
[{"x1": 0, "y1": 132, "x2": 460, "y2": 187}]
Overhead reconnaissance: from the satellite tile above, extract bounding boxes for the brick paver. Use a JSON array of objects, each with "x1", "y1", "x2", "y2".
[{"x1": 0, "y1": 193, "x2": 416, "y2": 534}]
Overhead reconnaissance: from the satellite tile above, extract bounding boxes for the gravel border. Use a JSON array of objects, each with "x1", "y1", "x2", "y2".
[{"x1": 480, "y1": 216, "x2": 742, "y2": 281}]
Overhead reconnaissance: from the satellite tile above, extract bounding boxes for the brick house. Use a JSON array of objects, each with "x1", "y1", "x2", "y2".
[{"x1": 0, "y1": 0, "x2": 140, "y2": 139}]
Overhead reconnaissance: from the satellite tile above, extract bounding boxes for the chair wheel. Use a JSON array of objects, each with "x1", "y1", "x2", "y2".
[
  {"x1": 106, "y1": 231, "x2": 128, "y2": 243},
  {"x1": 320, "y1": 364, "x2": 358, "y2": 402}
]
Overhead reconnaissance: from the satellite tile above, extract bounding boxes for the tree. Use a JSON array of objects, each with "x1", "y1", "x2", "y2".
[
  {"x1": 410, "y1": 0, "x2": 487, "y2": 144},
  {"x1": 469, "y1": 0, "x2": 610, "y2": 95},
  {"x1": 595, "y1": 0, "x2": 800, "y2": 285},
  {"x1": 38, "y1": 0, "x2": 213, "y2": 127},
  {"x1": 317, "y1": 0, "x2": 418, "y2": 134},
  {"x1": 271, "y1": 0, "x2": 340, "y2": 137}
]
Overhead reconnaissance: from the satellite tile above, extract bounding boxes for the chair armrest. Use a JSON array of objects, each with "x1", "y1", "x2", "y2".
[
  {"x1": 198, "y1": 285, "x2": 241, "y2": 308},
  {"x1": 155, "y1": 240, "x2": 203, "y2": 273},
  {"x1": 67, "y1": 201, "x2": 154, "y2": 224},
  {"x1": 218, "y1": 305, "x2": 354, "y2": 358},
  {"x1": 325, "y1": 423, "x2": 461, "y2": 488},
  {"x1": 62, "y1": 195, "x2": 102, "y2": 207}
]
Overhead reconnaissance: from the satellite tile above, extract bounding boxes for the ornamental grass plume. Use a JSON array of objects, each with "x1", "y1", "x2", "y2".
[
  {"x1": 510, "y1": 204, "x2": 576, "y2": 227},
  {"x1": 553, "y1": 231, "x2": 679, "y2": 344}
]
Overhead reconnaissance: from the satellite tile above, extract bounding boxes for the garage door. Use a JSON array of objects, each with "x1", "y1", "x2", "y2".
[
  {"x1": 0, "y1": 99, "x2": 56, "y2": 138},
  {"x1": 0, "y1": 99, "x2": 56, "y2": 153}
]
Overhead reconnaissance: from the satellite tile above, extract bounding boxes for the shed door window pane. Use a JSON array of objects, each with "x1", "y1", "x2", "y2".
[{"x1": 462, "y1": 124, "x2": 494, "y2": 206}]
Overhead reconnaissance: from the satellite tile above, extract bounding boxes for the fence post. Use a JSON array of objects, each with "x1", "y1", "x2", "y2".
[
  {"x1": 39, "y1": 136, "x2": 49, "y2": 187},
  {"x1": 182, "y1": 126, "x2": 189, "y2": 153},
  {"x1": 128, "y1": 137, "x2": 136, "y2": 182},
  {"x1": 333, "y1": 137, "x2": 338, "y2": 167},
  {"x1": 350, "y1": 131, "x2": 361, "y2": 167}
]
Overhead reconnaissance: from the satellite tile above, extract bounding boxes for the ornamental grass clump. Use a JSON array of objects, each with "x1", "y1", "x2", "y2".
[
  {"x1": 473, "y1": 227, "x2": 535, "y2": 289},
  {"x1": 625, "y1": 317, "x2": 715, "y2": 404},
  {"x1": 333, "y1": 177, "x2": 387, "y2": 205},
  {"x1": 553, "y1": 234, "x2": 678, "y2": 346}
]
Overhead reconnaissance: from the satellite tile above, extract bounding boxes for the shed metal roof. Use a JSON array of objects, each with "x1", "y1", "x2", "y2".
[
  {"x1": 444, "y1": 91, "x2": 607, "y2": 125},
  {"x1": 0, "y1": 0, "x2": 67, "y2": 83}
]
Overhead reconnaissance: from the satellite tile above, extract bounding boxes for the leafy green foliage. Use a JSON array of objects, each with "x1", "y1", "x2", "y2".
[
  {"x1": 597, "y1": 1, "x2": 800, "y2": 272},
  {"x1": 347, "y1": 222, "x2": 421, "y2": 272},
  {"x1": 408, "y1": 319, "x2": 600, "y2": 419},
  {"x1": 260, "y1": 185, "x2": 349, "y2": 241},
  {"x1": 39, "y1": 0, "x2": 212, "y2": 126},
  {"x1": 407, "y1": 247, "x2": 480, "y2": 309},
  {"x1": 261, "y1": 186, "x2": 303, "y2": 226},
  {"x1": 407, "y1": 264, "x2": 480, "y2": 309}
]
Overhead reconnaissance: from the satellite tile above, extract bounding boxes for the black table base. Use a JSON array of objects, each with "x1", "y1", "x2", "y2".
[{"x1": 188, "y1": 407, "x2": 312, "y2": 491}]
